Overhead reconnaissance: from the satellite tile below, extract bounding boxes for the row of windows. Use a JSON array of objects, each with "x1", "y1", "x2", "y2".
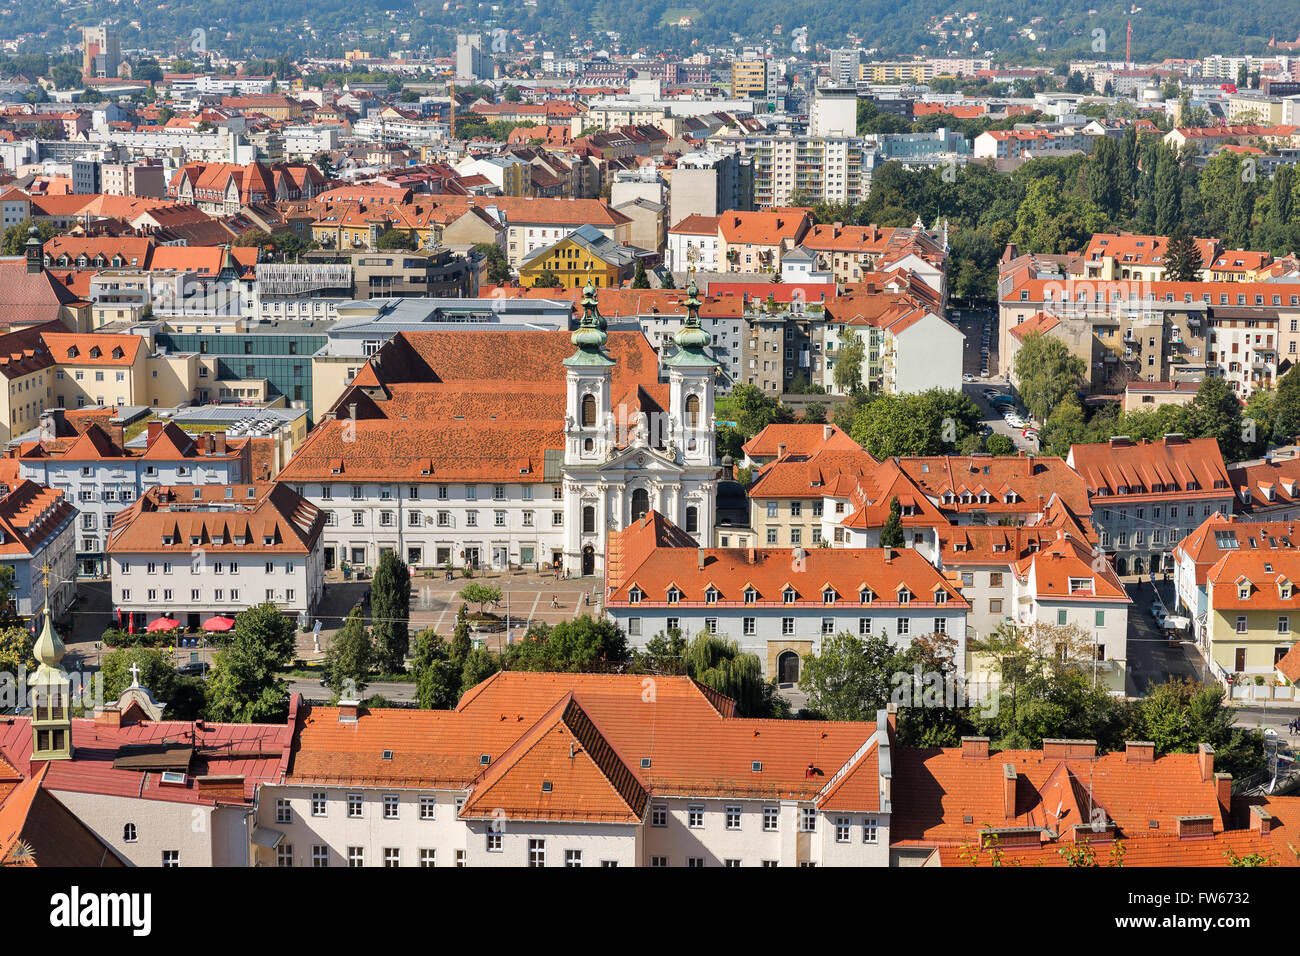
[
  {"x1": 630, "y1": 616, "x2": 946, "y2": 638},
  {"x1": 120, "y1": 560, "x2": 296, "y2": 574},
  {"x1": 278, "y1": 793, "x2": 445, "y2": 822},
  {"x1": 649, "y1": 803, "x2": 878, "y2": 838},
  {"x1": 327, "y1": 510, "x2": 563, "y2": 528},
  {"x1": 314, "y1": 484, "x2": 563, "y2": 502},
  {"x1": 630, "y1": 584, "x2": 931, "y2": 606}
]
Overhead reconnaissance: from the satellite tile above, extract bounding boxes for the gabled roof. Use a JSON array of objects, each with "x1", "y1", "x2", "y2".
[
  {"x1": 287, "y1": 672, "x2": 884, "y2": 804},
  {"x1": 606, "y1": 510, "x2": 967, "y2": 609},
  {"x1": 1068, "y1": 435, "x2": 1231, "y2": 502},
  {"x1": 459, "y1": 693, "x2": 647, "y2": 824},
  {"x1": 892, "y1": 743, "x2": 1226, "y2": 847}
]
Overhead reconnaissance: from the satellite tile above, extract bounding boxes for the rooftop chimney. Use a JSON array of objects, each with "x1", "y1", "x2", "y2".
[
  {"x1": 1198, "y1": 742, "x2": 1214, "y2": 782},
  {"x1": 1250, "y1": 804, "x2": 1275, "y2": 836},
  {"x1": 697, "y1": 548, "x2": 706, "y2": 570},
  {"x1": 1125, "y1": 740, "x2": 1155, "y2": 764},
  {"x1": 1002, "y1": 763, "x2": 1017, "y2": 821},
  {"x1": 338, "y1": 700, "x2": 360, "y2": 724},
  {"x1": 1042, "y1": 739, "x2": 1096, "y2": 760},
  {"x1": 823, "y1": 424, "x2": 833, "y2": 441},
  {"x1": 961, "y1": 736, "x2": 990, "y2": 760},
  {"x1": 1214, "y1": 771, "x2": 1233, "y2": 817},
  {"x1": 214, "y1": 431, "x2": 226, "y2": 455},
  {"x1": 777, "y1": 442, "x2": 787, "y2": 459},
  {"x1": 146, "y1": 420, "x2": 164, "y2": 444}
]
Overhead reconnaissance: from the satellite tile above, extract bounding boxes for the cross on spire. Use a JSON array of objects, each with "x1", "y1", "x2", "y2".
[{"x1": 129, "y1": 661, "x2": 141, "y2": 687}]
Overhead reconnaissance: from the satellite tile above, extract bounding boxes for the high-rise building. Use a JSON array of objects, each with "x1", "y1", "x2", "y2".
[
  {"x1": 828, "y1": 49, "x2": 862, "y2": 86},
  {"x1": 731, "y1": 58, "x2": 776, "y2": 99},
  {"x1": 82, "y1": 25, "x2": 121, "y2": 79},
  {"x1": 455, "y1": 33, "x2": 493, "y2": 81}
]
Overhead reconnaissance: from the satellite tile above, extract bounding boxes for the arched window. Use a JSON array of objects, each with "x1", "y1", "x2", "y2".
[
  {"x1": 581, "y1": 394, "x2": 597, "y2": 428},
  {"x1": 685, "y1": 506, "x2": 699, "y2": 533},
  {"x1": 777, "y1": 651, "x2": 800, "y2": 685},
  {"x1": 124, "y1": 823, "x2": 137, "y2": 843},
  {"x1": 685, "y1": 394, "x2": 700, "y2": 428},
  {"x1": 631, "y1": 488, "x2": 649, "y2": 521},
  {"x1": 582, "y1": 505, "x2": 595, "y2": 534}
]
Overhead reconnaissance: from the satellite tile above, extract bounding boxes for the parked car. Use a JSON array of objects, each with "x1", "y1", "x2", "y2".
[{"x1": 176, "y1": 661, "x2": 210, "y2": 678}]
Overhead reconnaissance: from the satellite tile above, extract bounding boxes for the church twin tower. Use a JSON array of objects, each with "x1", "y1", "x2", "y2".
[{"x1": 560, "y1": 279, "x2": 720, "y2": 572}]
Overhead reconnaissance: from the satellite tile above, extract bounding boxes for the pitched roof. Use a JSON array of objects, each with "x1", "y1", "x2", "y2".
[
  {"x1": 892, "y1": 743, "x2": 1226, "y2": 847},
  {"x1": 742, "y1": 423, "x2": 863, "y2": 460},
  {"x1": 1068, "y1": 435, "x2": 1231, "y2": 502},
  {"x1": 106, "y1": 483, "x2": 324, "y2": 555},
  {"x1": 605, "y1": 510, "x2": 967, "y2": 609},
  {"x1": 287, "y1": 672, "x2": 884, "y2": 804}
]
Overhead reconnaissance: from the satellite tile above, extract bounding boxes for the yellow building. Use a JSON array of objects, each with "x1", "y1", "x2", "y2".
[
  {"x1": 1205, "y1": 551, "x2": 1300, "y2": 684},
  {"x1": 731, "y1": 59, "x2": 771, "y2": 98},
  {"x1": 517, "y1": 224, "x2": 635, "y2": 290}
]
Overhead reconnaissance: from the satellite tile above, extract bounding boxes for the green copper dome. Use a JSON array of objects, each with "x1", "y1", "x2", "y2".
[
  {"x1": 665, "y1": 276, "x2": 718, "y2": 368},
  {"x1": 564, "y1": 278, "x2": 615, "y2": 368}
]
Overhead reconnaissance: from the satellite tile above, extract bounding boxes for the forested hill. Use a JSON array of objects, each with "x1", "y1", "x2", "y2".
[{"x1": 10, "y1": 0, "x2": 1300, "y2": 62}]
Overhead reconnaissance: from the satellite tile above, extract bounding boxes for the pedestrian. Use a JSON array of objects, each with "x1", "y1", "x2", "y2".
[{"x1": 550, "y1": 595, "x2": 559, "y2": 610}]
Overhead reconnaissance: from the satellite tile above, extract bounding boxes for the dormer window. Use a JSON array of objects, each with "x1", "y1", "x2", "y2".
[
  {"x1": 960, "y1": 492, "x2": 973, "y2": 504},
  {"x1": 1238, "y1": 581, "x2": 1252, "y2": 600},
  {"x1": 1068, "y1": 577, "x2": 1094, "y2": 595},
  {"x1": 666, "y1": 587, "x2": 681, "y2": 604},
  {"x1": 822, "y1": 588, "x2": 836, "y2": 605},
  {"x1": 89, "y1": 346, "x2": 101, "y2": 359},
  {"x1": 977, "y1": 492, "x2": 991, "y2": 504},
  {"x1": 935, "y1": 590, "x2": 947, "y2": 604},
  {"x1": 744, "y1": 587, "x2": 758, "y2": 604},
  {"x1": 112, "y1": 347, "x2": 124, "y2": 360},
  {"x1": 1281, "y1": 581, "x2": 1293, "y2": 600},
  {"x1": 263, "y1": 535, "x2": 275, "y2": 546},
  {"x1": 1004, "y1": 492, "x2": 1018, "y2": 504},
  {"x1": 942, "y1": 491, "x2": 956, "y2": 504},
  {"x1": 897, "y1": 588, "x2": 912, "y2": 604},
  {"x1": 705, "y1": 587, "x2": 719, "y2": 604},
  {"x1": 66, "y1": 346, "x2": 78, "y2": 359},
  {"x1": 859, "y1": 588, "x2": 874, "y2": 604},
  {"x1": 628, "y1": 587, "x2": 643, "y2": 604},
  {"x1": 783, "y1": 587, "x2": 797, "y2": 604}
]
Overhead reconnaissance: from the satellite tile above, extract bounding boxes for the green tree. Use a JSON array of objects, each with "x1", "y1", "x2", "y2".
[
  {"x1": 1014, "y1": 332, "x2": 1085, "y2": 423},
  {"x1": 2, "y1": 218, "x2": 56, "y2": 255},
  {"x1": 51, "y1": 62, "x2": 81, "y2": 90},
  {"x1": 375, "y1": 228, "x2": 418, "y2": 251},
  {"x1": 323, "y1": 607, "x2": 373, "y2": 699},
  {"x1": 473, "y1": 242, "x2": 511, "y2": 285},
  {"x1": 534, "y1": 268, "x2": 562, "y2": 288},
  {"x1": 1273, "y1": 365, "x2": 1300, "y2": 443},
  {"x1": 507, "y1": 617, "x2": 629, "y2": 672},
  {"x1": 985, "y1": 433, "x2": 1016, "y2": 455},
  {"x1": 635, "y1": 627, "x2": 688, "y2": 672},
  {"x1": 631, "y1": 259, "x2": 650, "y2": 288},
  {"x1": 1163, "y1": 229, "x2": 1203, "y2": 282},
  {"x1": 0, "y1": 624, "x2": 36, "y2": 678},
  {"x1": 1190, "y1": 375, "x2": 1246, "y2": 462},
  {"x1": 459, "y1": 648, "x2": 501, "y2": 695},
  {"x1": 686, "y1": 634, "x2": 788, "y2": 718},
  {"x1": 880, "y1": 496, "x2": 904, "y2": 548},
  {"x1": 1130, "y1": 680, "x2": 1263, "y2": 780},
  {"x1": 459, "y1": 582, "x2": 502, "y2": 615},
  {"x1": 798, "y1": 632, "x2": 897, "y2": 721},
  {"x1": 204, "y1": 603, "x2": 296, "y2": 723},
  {"x1": 100, "y1": 647, "x2": 206, "y2": 719},
  {"x1": 412, "y1": 630, "x2": 462, "y2": 709},
  {"x1": 833, "y1": 329, "x2": 865, "y2": 395},
  {"x1": 370, "y1": 550, "x2": 410, "y2": 673}
]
